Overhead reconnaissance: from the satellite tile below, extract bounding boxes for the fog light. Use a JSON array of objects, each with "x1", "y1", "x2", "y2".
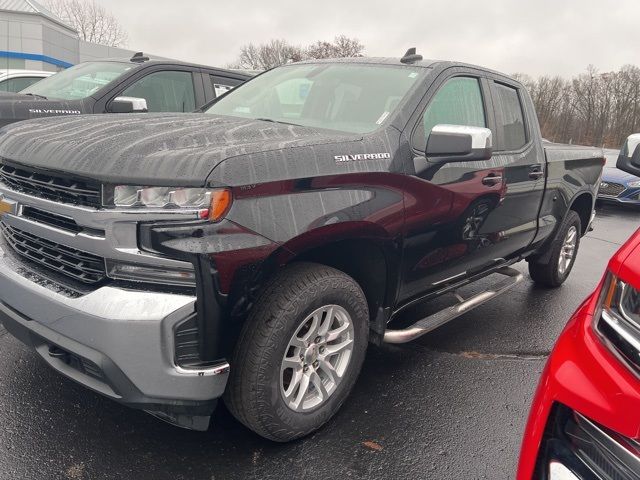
[
  {"x1": 106, "y1": 260, "x2": 196, "y2": 287},
  {"x1": 549, "y1": 460, "x2": 579, "y2": 480}
]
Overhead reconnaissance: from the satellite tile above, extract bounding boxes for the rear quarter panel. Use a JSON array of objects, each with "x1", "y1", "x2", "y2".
[{"x1": 533, "y1": 144, "x2": 604, "y2": 244}]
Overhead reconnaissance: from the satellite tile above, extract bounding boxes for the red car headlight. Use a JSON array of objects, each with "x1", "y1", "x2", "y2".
[{"x1": 593, "y1": 272, "x2": 640, "y2": 374}]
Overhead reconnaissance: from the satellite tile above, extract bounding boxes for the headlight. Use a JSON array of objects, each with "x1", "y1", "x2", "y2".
[
  {"x1": 108, "y1": 186, "x2": 232, "y2": 222},
  {"x1": 628, "y1": 180, "x2": 640, "y2": 188},
  {"x1": 597, "y1": 274, "x2": 640, "y2": 326},
  {"x1": 594, "y1": 273, "x2": 640, "y2": 373}
]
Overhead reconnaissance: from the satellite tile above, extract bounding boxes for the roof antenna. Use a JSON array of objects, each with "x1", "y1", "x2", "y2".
[
  {"x1": 130, "y1": 52, "x2": 149, "y2": 63},
  {"x1": 400, "y1": 47, "x2": 423, "y2": 64}
]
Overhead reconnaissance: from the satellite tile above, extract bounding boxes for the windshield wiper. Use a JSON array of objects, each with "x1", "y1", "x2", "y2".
[
  {"x1": 23, "y1": 93, "x2": 48, "y2": 100},
  {"x1": 255, "y1": 117, "x2": 301, "y2": 127}
]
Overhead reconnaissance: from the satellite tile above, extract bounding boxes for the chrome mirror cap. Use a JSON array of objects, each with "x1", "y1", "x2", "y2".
[
  {"x1": 111, "y1": 96, "x2": 148, "y2": 113},
  {"x1": 623, "y1": 133, "x2": 640, "y2": 158},
  {"x1": 431, "y1": 124, "x2": 493, "y2": 149},
  {"x1": 426, "y1": 124, "x2": 493, "y2": 163}
]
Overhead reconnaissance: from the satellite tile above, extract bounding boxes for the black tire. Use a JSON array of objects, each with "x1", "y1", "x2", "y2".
[
  {"x1": 528, "y1": 211, "x2": 582, "y2": 288},
  {"x1": 224, "y1": 262, "x2": 369, "y2": 442}
]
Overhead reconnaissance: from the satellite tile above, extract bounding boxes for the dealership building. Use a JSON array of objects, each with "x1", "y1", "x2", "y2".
[{"x1": 0, "y1": 0, "x2": 136, "y2": 72}]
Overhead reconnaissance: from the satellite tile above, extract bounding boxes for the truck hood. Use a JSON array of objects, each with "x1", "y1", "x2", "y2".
[
  {"x1": 0, "y1": 94, "x2": 84, "y2": 127},
  {"x1": 0, "y1": 113, "x2": 360, "y2": 186}
]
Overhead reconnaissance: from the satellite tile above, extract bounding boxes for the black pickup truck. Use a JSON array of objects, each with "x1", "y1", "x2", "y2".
[
  {"x1": 0, "y1": 53, "x2": 251, "y2": 127},
  {"x1": 0, "y1": 50, "x2": 604, "y2": 441}
]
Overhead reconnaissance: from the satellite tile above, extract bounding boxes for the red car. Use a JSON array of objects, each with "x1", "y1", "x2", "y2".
[{"x1": 518, "y1": 229, "x2": 640, "y2": 479}]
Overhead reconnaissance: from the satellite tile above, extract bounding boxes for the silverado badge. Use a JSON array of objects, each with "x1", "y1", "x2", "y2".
[{"x1": 334, "y1": 153, "x2": 391, "y2": 163}]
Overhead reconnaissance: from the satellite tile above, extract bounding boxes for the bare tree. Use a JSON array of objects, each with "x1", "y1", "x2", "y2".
[
  {"x1": 235, "y1": 40, "x2": 303, "y2": 70},
  {"x1": 231, "y1": 35, "x2": 364, "y2": 70},
  {"x1": 520, "y1": 65, "x2": 640, "y2": 148},
  {"x1": 306, "y1": 35, "x2": 364, "y2": 59},
  {"x1": 45, "y1": 0, "x2": 128, "y2": 47}
]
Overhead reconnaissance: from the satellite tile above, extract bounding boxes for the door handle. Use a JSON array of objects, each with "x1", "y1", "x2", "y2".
[
  {"x1": 529, "y1": 166, "x2": 545, "y2": 179},
  {"x1": 482, "y1": 175, "x2": 502, "y2": 186}
]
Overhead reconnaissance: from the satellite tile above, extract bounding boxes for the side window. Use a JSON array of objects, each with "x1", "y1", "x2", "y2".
[
  {"x1": 493, "y1": 83, "x2": 527, "y2": 151},
  {"x1": 417, "y1": 77, "x2": 486, "y2": 150},
  {"x1": 121, "y1": 70, "x2": 196, "y2": 112},
  {"x1": 0, "y1": 77, "x2": 45, "y2": 92},
  {"x1": 210, "y1": 75, "x2": 242, "y2": 98}
]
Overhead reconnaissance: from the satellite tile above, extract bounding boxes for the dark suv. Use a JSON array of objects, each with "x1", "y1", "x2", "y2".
[{"x1": 0, "y1": 52, "x2": 251, "y2": 127}]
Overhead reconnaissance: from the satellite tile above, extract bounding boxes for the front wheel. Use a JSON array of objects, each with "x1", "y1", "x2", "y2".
[
  {"x1": 224, "y1": 262, "x2": 369, "y2": 442},
  {"x1": 528, "y1": 210, "x2": 582, "y2": 288}
]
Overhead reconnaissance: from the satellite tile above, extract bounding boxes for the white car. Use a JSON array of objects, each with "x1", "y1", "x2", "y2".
[{"x1": 0, "y1": 69, "x2": 53, "y2": 93}]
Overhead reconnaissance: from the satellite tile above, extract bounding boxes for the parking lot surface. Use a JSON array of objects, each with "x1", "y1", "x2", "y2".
[{"x1": 0, "y1": 204, "x2": 637, "y2": 480}]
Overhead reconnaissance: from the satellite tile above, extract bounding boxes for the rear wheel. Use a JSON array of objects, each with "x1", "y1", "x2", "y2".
[
  {"x1": 224, "y1": 262, "x2": 369, "y2": 442},
  {"x1": 528, "y1": 211, "x2": 581, "y2": 288}
]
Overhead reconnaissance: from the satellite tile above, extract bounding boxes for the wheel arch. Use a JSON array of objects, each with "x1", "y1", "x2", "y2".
[
  {"x1": 226, "y1": 222, "x2": 400, "y2": 347},
  {"x1": 279, "y1": 223, "x2": 399, "y2": 325},
  {"x1": 568, "y1": 191, "x2": 594, "y2": 235}
]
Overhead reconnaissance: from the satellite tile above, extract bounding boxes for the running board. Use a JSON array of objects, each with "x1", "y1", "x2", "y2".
[{"x1": 384, "y1": 267, "x2": 524, "y2": 344}]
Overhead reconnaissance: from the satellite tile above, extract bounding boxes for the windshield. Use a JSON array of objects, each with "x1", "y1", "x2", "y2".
[
  {"x1": 205, "y1": 64, "x2": 423, "y2": 134},
  {"x1": 21, "y1": 61, "x2": 134, "y2": 100}
]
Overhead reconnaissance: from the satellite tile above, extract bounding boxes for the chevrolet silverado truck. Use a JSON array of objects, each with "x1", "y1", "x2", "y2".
[
  {"x1": 0, "y1": 52, "x2": 250, "y2": 127},
  {"x1": 0, "y1": 50, "x2": 605, "y2": 441}
]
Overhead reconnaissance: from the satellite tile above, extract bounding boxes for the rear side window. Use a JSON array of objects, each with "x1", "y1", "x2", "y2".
[
  {"x1": 0, "y1": 76, "x2": 44, "y2": 92},
  {"x1": 417, "y1": 77, "x2": 486, "y2": 150},
  {"x1": 493, "y1": 83, "x2": 527, "y2": 151},
  {"x1": 210, "y1": 75, "x2": 242, "y2": 97},
  {"x1": 121, "y1": 70, "x2": 196, "y2": 112}
]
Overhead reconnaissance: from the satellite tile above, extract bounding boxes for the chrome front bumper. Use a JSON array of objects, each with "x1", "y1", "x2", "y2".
[{"x1": 0, "y1": 240, "x2": 229, "y2": 418}]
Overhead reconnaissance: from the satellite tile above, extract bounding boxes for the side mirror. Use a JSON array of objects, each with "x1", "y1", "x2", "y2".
[
  {"x1": 616, "y1": 133, "x2": 640, "y2": 177},
  {"x1": 109, "y1": 96, "x2": 148, "y2": 113},
  {"x1": 426, "y1": 124, "x2": 493, "y2": 163}
]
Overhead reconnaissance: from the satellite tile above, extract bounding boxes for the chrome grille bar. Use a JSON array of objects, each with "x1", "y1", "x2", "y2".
[
  {"x1": 0, "y1": 163, "x2": 101, "y2": 208},
  {"x1": 0, "y1": 222, "x2": 106, "y2": 284}
]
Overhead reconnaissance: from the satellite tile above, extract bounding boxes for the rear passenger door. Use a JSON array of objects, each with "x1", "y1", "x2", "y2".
[{"x1": 480, "y1": 79, "x2": 546, "y2": 260}]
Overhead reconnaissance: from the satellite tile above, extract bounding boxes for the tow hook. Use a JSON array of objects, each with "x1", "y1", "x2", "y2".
[{"x1": 48, "y1": 345, "x2": 70, "y2": 362}]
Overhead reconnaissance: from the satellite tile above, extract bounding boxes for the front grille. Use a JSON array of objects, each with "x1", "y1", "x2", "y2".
[
  {"x1": 598, "y1": 181, "x2": 626, "y2": 197},
  {"x1": 0, "y1": 222, "x2": 106, "y2": 284},
  {"x1": 0, "y1": 163, "x2": 101, "y2": 208},
  {"x1": 22, "y1": 206, "x2": 82, "y2": 233},
  {"x1": 536, "y1": 405, "x2": 640, "y2": 479},
  {"x1": 567, "y1": 412, "x2": 640, "y2": 479}
]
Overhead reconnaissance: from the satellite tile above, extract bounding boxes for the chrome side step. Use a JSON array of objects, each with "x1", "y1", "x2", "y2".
[{"x1": 384, "y1": 267, "x2": 524, "y2": 344}]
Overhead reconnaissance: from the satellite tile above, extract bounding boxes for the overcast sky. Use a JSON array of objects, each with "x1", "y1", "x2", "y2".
[{"x1": 101, "y1": 0, "x2": 639, "y2": 77}]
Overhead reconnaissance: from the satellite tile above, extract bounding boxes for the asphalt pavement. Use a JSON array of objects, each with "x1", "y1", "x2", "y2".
[{"x1": 0, "y1": 203, "x2": 638, "y2": 480}]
